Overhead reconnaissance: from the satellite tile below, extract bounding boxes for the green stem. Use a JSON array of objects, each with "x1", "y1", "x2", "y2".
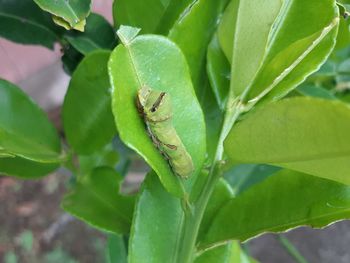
[
  {"x1": 177, "y1": 98, "x2": 244, "y2": 263},
  {"x1": 278, "y1": 236, "x2": 309, "y2": 263}
]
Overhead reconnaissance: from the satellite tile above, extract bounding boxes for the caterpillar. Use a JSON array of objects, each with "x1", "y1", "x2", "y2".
[{"x1": 136, "y1": 86, "x2": 194, "y2": 179}]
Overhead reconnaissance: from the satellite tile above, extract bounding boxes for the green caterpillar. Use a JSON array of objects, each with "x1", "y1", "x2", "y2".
[{"x1": 136, "y1": 86, "x2": 194, "y2": 179}]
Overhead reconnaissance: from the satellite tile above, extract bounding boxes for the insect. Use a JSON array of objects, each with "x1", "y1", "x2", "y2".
[{"x1": 136, "y1": 86, "x2": 194, "y2": 179}]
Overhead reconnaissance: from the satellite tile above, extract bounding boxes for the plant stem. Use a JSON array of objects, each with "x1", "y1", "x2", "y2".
[
  {"x1": 177, "y1": 98, "x2": 244, "y2": 263},
  {"x1": 278, "y1": 236, "x2": 309, "y2": 263}
]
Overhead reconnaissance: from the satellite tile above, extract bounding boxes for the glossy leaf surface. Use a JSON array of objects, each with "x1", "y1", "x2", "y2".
[
  {"x1": 200, "y1": 81, "x2": 224, "y2": 162},
  {"x1": 128, "y1": 172, "x2": 183, "y2": 263},
  {"x1": 33, "y1": 0, "x2": 91, "y2": 30},
  {"x1": 225, "y1": 98, "x2": 350, "y2": 185},
  {"x1": 108, "y1": 27, "x2": 206, "y2": 197},
  {"x1": 0, "y1": 0, "x2": 60, "y2": 48},
  {"x1": 201, "y1": 170, "x2": 350, "y2": 248},
  {"x1": 195, "y1": 242, "x2": 257, "y2": 263},
  {"x1": 0, "y1": 157, "x2": 58, "y2": 178},
  {"x1": 168, "y1": 0, "x2": 229, "y2": 92},
  {"x1": 113, "y1": 0, "x2": 194, "y2": 35},
  {"x1": 0, "y1": 79, "x2": 62, "y2": 163},
  {"x1": 224, "y1": 164, "x2": 280, "y2": 196},
  {"x1": 113, "y1": 0, "x2": 171, "y2": 33},
  {"x1": 107, "y1": 234, "x2": 127, "y2": 263},
  {"x1": 198, "y1": 179, "x2": 233, "y2": 242},
  {"x1": 63, "y1": 51, "x2": 116, "y2": 154},
  {"x1": 218, "y1": 0, "x2": 339, "y2": 103},
  {"x1": 297, "y1": 84, "x2": 337, "y2": 100},
  {"x1": 207, "y1": 33, "x2": 230, "y2": 110},
  {"x1": 62, "y1": 167, "x2": 135, "y2": 234}
]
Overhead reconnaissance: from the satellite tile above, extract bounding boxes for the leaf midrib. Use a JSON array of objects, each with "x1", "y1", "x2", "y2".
[
  {"x1": 235, "y1": 149, "x2": 350, "y2": 164},
  {"x1": 0, "y1": 126, "x2": 59, "y2": 158},
  {"x1": 0, "y1": 12, "x2": 58, "y2": 38},
  {"x1": 204, "y1": 205, "x2": 350, "y2": 249}
]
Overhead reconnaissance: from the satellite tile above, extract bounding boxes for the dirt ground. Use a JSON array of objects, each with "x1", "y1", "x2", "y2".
[
  {"x1": 1, "y1": 171, "x2": 350, "y2": 263},
  {"x1": 0, "y1": 172, "x2": 106, "y2": 263}
]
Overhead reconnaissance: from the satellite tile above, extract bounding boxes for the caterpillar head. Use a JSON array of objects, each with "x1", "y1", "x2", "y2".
[{"x1": 137, "y1": 86, "x2": 172, "y2": 122}]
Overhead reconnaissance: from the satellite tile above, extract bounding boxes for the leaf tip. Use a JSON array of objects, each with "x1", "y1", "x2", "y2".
[{"x1": 117, "y1": 25, "x2": 141, "y2": 45}]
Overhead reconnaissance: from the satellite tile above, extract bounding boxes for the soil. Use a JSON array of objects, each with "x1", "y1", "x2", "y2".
[{"x1": 1, "y1": 171, "x2": 350, "y2": 263}]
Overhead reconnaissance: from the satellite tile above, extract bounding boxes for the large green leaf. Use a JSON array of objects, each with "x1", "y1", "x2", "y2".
[
  {"x1": 113, "y1": 0, "x2": 192, "y2": 35},
  {"x1": 128, "y1": 172, "x2": 184, "y2": 263},
  {"x1": 33, "y1": 0, "x2": 91, "y2": 31},
  {"x1": 201, "y1": 170, "x2": 350, "y2": 248},
  {"x1": 65, "y1": 13, "x2": 116, "y2": 55},
  {"x1": 198, "y1": 178, "x2": 233, "y2": 242},
  {"x1": 297, "y1": 83, "x2": 337, "y2": 100},
  {"x1": 207, "y1": 33, "x2": 230, "y2": 110},
  {"x1": 200, "y1": 81, "x2": 224, "y2": 163},
  {"x1": 0, "y1": 79, "x2": 62, "y2": 164},
  {"x1": 225, "y1": 97, "x2": 350, "y2": 185},
  {"x1": 108, "y1": 27, "x2": 206, "y2": 197},
  {"x1": 129, "y1": 171, "x2": 232, "y2": 262},
  {"x1": 0, "y1": 0, "x2": 61, "y2": 48},
  {"x1": 0, "y1": 157, "x2": 58, "y2": 178},
  {"x1": 168, "y1": 0, "x2": 229, "y2": 163},
  {"x1": 168, "y1": 0, "x2": 229, "y2": 92},
  {"x1": 218, "y1": 0, "x2": 339, "y2": 104},
  {"x1": 113, "y1": 0, "x2": 172, "y2": 33},
  {"x1": 63, "y1": 51, "x2": 116, "y2": 154},
  {"x1": 113, "y1": 0, "x2": 171, "y2": 33},
  {"x1": 224, "y1": 164, "x2": 281, "y2": 196},
  {"x1": 195, "y1": 242, "x2": 257, "y2": 263},
  {"x1": 107, "y1": 234, "x2": 127, "y2": 263},
  {"x1": 62, "y1": 167, "x2": 135, "y2": 234}
]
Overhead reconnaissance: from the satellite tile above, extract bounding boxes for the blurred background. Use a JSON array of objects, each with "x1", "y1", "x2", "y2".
[{"x1": 1, "y1": 1, "x2": 350, "y2": 262}]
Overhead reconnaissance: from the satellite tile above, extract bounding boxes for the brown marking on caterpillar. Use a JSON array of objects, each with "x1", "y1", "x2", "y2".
[
  {"x1": 164, "y1": 143, "x2": 177, "y2": 150},
  {"x1": 151, "y1": 92, "x2": 166, "y2": 112}
]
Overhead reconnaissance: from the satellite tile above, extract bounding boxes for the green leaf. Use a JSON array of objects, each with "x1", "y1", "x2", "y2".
[
  {"x1": 107, "y1": 234, "x2": 127, "y2": 263},
  {"x1": 62, "y1": 167, "x2": 135, "y2": 234},
  {"x1": 0, "y1": 79, "x2": 62, "y2": 164},
  {"x1": 224, "y1": 164, "x2": 280, "y2": 196},
  {"x1": 63, "y1": 50, "x2": 116, "y2": 154},
  {"x1": 195, "y1": 242, "x2": 257, "y2": 263},
  {"x1": 200, "y1": 81, "x2": 224, "y2": 162},
  {"x1": 198, "y1": 178, "x2": 234, "y2": 242},
  {"x1": 0, "y1": 0, "x2": 60, "y2": 48},
  {"x1": 168, "y1": 0, "x2": 229, "y2": 92},
  {"x1": 108, "y1": 27, "x2": 206, "y2": 197},
  {"x1": 201, "y1": 170, "x2": 350, "y2": 248},
  {"x1": 33, "y1": 0, "x2": 91, "y2": 31},
  {"x1": 218, "y1": 0, "x2": 283, "y2": 89},
  {"x1": 155, "y1": 0, "x2": 194, "y2": 35},
  {"x1": 128, "y1": 172, "x2": 183, "y2": 263},
  {"x1": 0, "y1": 150, "x2": 15, "y2": 158},
  {"x1": 218, "y1": 0, "x2": 339, "y2": 104},
  {"x1": 0, "y1": 157, "x2": 58, "y2": 178},
  {"x1": 65, "y1": 13, "x2": 116, "y2": 55},
  {"x1": 225, "y1": 97, "x2": 350, "y2": 185},
  {"x1": 113, "y1": 0, "x2": 194, "y2": 35},
  {"x1": 335, "y1": 14, "x2": 350, "y2": 50},
  {"x1": 297, "y1": 84, "x2": 337, "y2": 100},
  {"x1": 207, "y1": 33, "x2": 230, "y2": 110},
  {"x1": 113, "y1": 0, "x2": 172, "y2": 33},
  {"x1": 79, "y1": 144, "x2": 119, "y2": 175}
]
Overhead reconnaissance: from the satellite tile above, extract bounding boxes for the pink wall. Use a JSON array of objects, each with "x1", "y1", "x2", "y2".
[{"x1": 0, "y1": 1, "x2": 113, "y2": 84}]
